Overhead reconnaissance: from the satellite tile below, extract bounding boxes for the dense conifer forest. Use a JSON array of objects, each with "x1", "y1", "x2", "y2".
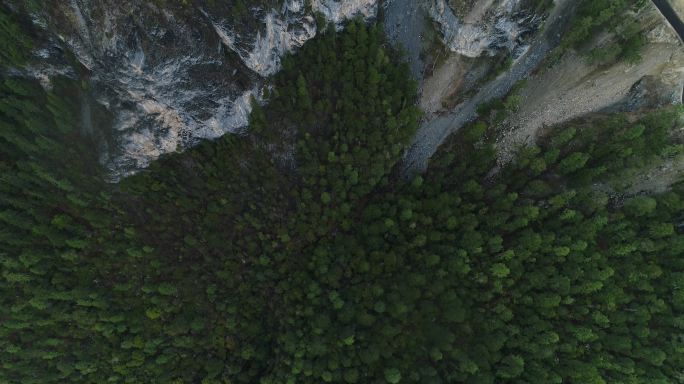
[{"x1": 1, "y1": 5, "x2": 684, "y2": 383}]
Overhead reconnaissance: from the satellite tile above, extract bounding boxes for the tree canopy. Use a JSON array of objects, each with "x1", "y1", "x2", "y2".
[{"x1": 1, "y1": 11, "x2": 684, "y2": 384}]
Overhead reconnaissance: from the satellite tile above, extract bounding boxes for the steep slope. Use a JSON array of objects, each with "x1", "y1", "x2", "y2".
[
  {"x1": 402, "y1": 0, "x2": 572, "y2": 173},
  {"x1": 7, "y1": 0, "x2": 683, "y2": 185},
  {"x1": 499, "y1": 2, "x2": 684, "y2": 163},
  {"x1": 9, "y1": 0, "x2": 378, "y2": 179},
  {"x1": 399, "y1": 0, "x2": 684, "y2": 182}
]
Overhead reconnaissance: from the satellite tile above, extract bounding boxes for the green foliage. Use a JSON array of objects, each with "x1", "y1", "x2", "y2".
[
  {"x1": 0, "y1": 5, "x2": 32, "y2": 66},
  {"x1": 384, "y1": 368, "x2": 402, "y2": 383},
  {"x1": 557, "y1": 0, "x2": 647, "y2": 64},
  {"x1": 1, "y1": 11, "x2": 684, "y2": 384}
]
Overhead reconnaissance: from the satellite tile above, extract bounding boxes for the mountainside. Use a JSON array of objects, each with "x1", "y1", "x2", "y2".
[
  {"x1": 3, "y1": 1, "x2": 684, "y2": 383},
  {"x1": 396, "y1": 0, "x2": 684, "y2": 182},
  {"x1": 498, "y1": 1, "x2": 684, "y2": 161},
  {"x1": 7, "y1": 0, "x2": 682, "y2": 181},
  {"x1": 8, "y1": 0, "x2": 378, "y2": 178}
]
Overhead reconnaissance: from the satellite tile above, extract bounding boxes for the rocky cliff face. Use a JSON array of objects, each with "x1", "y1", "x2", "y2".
[
  {"x1": 11, "y1": 0, "x2": 684, "y2": 181},
  {"x1": 428, "y1": 0, "x2": 538, "y2": 58},
  {"x1": 15, "y1": 0, "x2": 378, "y2": 179}
]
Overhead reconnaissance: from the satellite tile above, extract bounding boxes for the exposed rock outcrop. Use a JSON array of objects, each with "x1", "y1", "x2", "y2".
[{"x1": 19, "y1": 0, "x2": 377, "y2": 179}]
